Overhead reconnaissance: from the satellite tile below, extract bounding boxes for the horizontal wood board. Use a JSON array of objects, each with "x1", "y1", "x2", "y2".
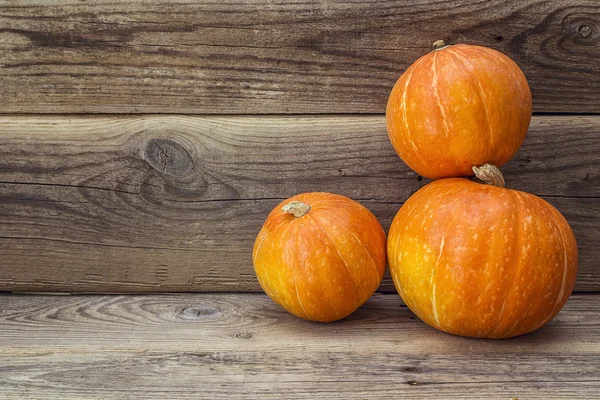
[
  {"x1": 1, "y1": 0, "x2": 600, "y2": 113},
  {"x1": 0, "y1": 115, "x2": 598, "y2": 293},
  {"x1": 0, "y1": 293, "x2": 599, "y2": 399}
]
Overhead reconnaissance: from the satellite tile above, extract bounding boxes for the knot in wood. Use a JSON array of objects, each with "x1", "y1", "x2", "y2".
[
  {"x1": 579, "y1": 24, "x2": 592, "y2": 38},
  {"x1": 235, "y1": 332, "x2": 253, "y2": 339},
  {"x1": 179, "y1": 305, "x2": 221, "y2": 320},
  {"x1": 144, "y1": 138, "x2": 194, "y2": 176}
]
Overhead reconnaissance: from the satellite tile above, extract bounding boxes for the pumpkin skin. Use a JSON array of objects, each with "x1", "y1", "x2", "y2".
[
  {"x1": 386, "y1": 44, "x2": 532, "y2": 180},
  {"x1": 253, "y1": 192, "x2": 386, "y2": 322},
  {"x1": 388, "y1": 179, "x2": 578, "y2": 338}
]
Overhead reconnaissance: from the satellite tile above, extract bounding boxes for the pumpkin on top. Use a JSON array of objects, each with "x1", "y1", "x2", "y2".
[{"x1": 386, "y1": 41, "x2": 532, "y2": 180}]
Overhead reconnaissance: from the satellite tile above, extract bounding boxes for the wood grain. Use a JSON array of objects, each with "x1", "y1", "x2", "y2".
[
  {"x1": 0, "y1": 115, "x2": 598, "y2": 293},
  {"x1": 1, "y1": 0, "x2": 600, "y2": 114},
  {"x1": 1, "y1": 293, "x2": 599, "y2": 399}
]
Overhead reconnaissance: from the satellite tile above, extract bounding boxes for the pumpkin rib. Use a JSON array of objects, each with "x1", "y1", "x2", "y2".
[
  {"x1": 390, "y1": 203, "x2": 416, "y2": 301},
  {"x1": 477, "y1": 46, "x2": 531, "y2": 156},
  {"x1": 430, "y1": 204, "x2": 461, "y2": 331},
  {"x1": 431, "y1": 52, "x2": 451, "y2": 140},
  {"x1": 392, "y1": 181, "x2": 454, "y2": 324},
  {"x1": 328, "y1": 196, "x2": 386, "y2": 279},
  {"x1": 490, "y1": 189, "x2": 523, "y2": 337},
  {"x1": 389, "y1": 186, "x2": 430, "y2": 302},
  {"x1": 447, "y1": 48, "x2": 494, "y2": 162},
  {"x1": 306, "y1": 213, "x2": 362, "y2": 309},
  {"x1": 291, "y1": 222, "x2": 313, "y2": 321},
  {"x1": 302, "y1": 192, "x2": 341, "y2": 210},
  {"x1": 293, "y1": 278, "x2": 311, "y2": 321},
  {"x1": 253, "y1": 212, "x2": 278, "y2": 263},
  {"x1": 254, "y1": 215, "x2": 293, "y2": 301},
  {"x1": 252, "y1": 229, "x2": 268, "y2": 265},
  {"x1": 318, "y1": 208, "x2": 382, "y2": 285},
  {"x1": 551, "y1": 210, "x2": 570, "y2": 314},
  {"x1": 400, "y1": 56, "x2": 429, "y2": 172},
  {"x1": 431, "y1": 52, "x2": 462, "y2": 172},
  {"x1": 505, "y1": 193, "x2": 543, "y2": 337},
  {"x1": 430, "y1": 231, "x2": 445, "y2": 329},
  {"x1": 531, "y1": 204, "x2": 570, "y2": 332},
  {"x1": 478, "y1": 47, "x2": 525, "y2": 101},
  {"x1": 253, "y1": 213, "x2": 285, "y2": 262}
]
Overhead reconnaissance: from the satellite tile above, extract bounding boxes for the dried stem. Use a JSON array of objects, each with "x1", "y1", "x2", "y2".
[
  {"x1": 282, "y1": 201, "x2": 311, "y2": 218},
  {"x1": 473, "y1": 164, "x2": 505, "y2": 188}
]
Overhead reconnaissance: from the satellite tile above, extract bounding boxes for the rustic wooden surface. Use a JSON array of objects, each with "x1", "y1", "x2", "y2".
[
  {"x1": 0, "y1": 115, "x2": 598, "y2": 293},
  {"x1": 0, "y1": 293, "x2": 598, "y2": 399},
  {"x1": 1, "y1": 0, "x2": 600, "y2": 114},
  {"x1": 1, "y1": 1, "x2": 597, "y2": 398}
]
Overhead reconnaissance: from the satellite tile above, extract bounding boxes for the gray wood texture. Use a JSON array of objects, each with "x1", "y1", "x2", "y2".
[
  {"x1": 1, "y1": 0, "x2": 599, "y2": 114},
  {"x1": 1, "y1": 293, "x2": 599, "y2": 399},
  {"x1": 0, "y1": 115, "x2": 598, "y2": 293}
]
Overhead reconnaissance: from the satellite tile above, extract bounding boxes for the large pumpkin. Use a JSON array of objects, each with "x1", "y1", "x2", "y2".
[
  {"x1": 388, "y1": 165, "x2": 578, "y2": 338},
  {"x1": 253, "y1": 192, "x2": 386, "y2": 322},
  {"x1": 386, "y1": 41, "x2": 532, "y2": 180}
]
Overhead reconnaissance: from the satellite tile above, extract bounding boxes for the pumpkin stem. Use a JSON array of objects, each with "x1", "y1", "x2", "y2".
[
  {"x1": 432, "y1": 40, "x2": 448, "y2": 50},
  {"x1": 473, "y1": 164, "x2": 505, "y2": 188},
  {"x1": 282, "y1": 201, "x2": 311, "y2": 218}
]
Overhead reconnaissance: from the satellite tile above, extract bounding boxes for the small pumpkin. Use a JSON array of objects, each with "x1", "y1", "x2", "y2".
[
  {"x1": 386, "y1": 41, "x2": 532, "y2": 180},
  {"x1": 387, "y1": 165, "x2": 578, "y2": 338},
  {"x1": 253, "y1": 192, "x2": 386, "y2": 322}
]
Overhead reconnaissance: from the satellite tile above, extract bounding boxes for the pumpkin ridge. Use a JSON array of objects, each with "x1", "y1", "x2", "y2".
[
  {"x1": 505, "y1": 193, "x2": 542, "y2": 337},
  {"x1": 390, "y1": 202, "x2": 417, "y2": 301},
  {"x1": 316, "y1": 207, "x2": 383, "y2": 285},
  {"x1": 253, "y1": 212, "x2": 289, "y2": 263},
  {"x1": 252, "y1": 229, "x2": 268, "y2": 265},
  {"x1": 431, "y1": 52, "x2": 461, "y2": 171},
  {"x1": 447, "y1": 49, "x2": 494, "y2": 163},
  {"x1": 490, "y1": 190, "x2": 523, "y2": 337},
  {"x1": 551, "y1": 209, "x2": 570, "y2": 314},
  {"x1": 431, "y1": 235, "x2": 444, "y2": 328},
  {"x1": 327, "y1": 197, "x2": 386, "y2": 255},
  {"x1": 430, "y1": 207, "x2": 460, "y2": 331},
  {"x1": 390, "y1": 184, "x2": 434, "y2": 301},
  {"x1": 431, "y1": 52, "x2": 451, "y2": 139},
  {"x1": 477, "y1": 47, "x2": 525, "y2": 101},
  {"x1": 253, "y1": 214, "x2": 295, "y2": 299},
  {"x1": 531, "y1": 202, "x2": 570, "y2": 332},
  {"x1": 298, "y1": 192, "x2": 329, "y2": 209},
  {"x1": 294, "y1": 278, "x2": 311, "y2": 321},
  {"x1": 290, "y1": 223, "x2": 313, "y2": 321},
  {"x1": 306, "y1": 213, "x2": 362, "y2": 308},
  {"x1": 476, "y1": 47, "x2": 531, "y2": 159},
  {"x1": 400, "y1": 56, "x2": 429, "y2": 171}
]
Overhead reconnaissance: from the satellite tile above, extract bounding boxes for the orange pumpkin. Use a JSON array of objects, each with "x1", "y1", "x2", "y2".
[
  {"x1": 386, "y1": 41, "x2": 532, "y2": 180},
  {"x1": 253, "y1": 192, "x2": 386, "y2": 322},
  {"x1": 387, "y1": 165, "x2": 578, "y2": 338}
]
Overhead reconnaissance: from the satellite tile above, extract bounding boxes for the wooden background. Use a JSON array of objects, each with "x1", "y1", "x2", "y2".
[
  {"x1": 1, "y1": 0, "x2": 599, "y2": 293},
  {"x1": 2, "y1": 2, "x2": 600, "y2": 399}
]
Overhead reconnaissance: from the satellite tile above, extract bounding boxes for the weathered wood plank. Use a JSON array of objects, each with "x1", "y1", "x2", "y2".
[
  {"x1": 1, "y1": 293, "x2": 599, "y2": 399},
  {"x1": 1, "y1": 0, "x2": 599, "y2": 113},
  {"x1": 0, "y1": 115, "x2": 598, "y2": 293}
]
